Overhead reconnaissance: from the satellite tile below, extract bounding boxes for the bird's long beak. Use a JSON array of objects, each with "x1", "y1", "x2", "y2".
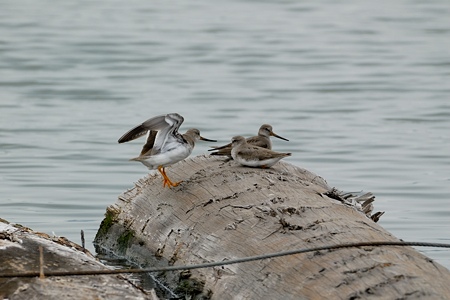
[
  {"x1": 200, "y1": 136, "x2": 217, "y2": 142},
  {"x1": 270, "y1": 132, "x2": 289, "y2": 141},
  {"x1": 209, "y1": 143, "x2": 230, "y2": 150},
  {"x1": 208, "y1": 145, "x2": 226, "y2": 151}
]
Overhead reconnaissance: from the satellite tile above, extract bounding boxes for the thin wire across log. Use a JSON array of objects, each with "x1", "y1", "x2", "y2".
[{"x1": 1, "y1": 241, "x2": 449, "y2": 278}]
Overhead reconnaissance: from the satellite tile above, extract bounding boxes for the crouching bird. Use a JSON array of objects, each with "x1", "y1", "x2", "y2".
[
  {"x1": 217, "y1": 135, "x2": 291, "y2": 168},
  {"x1": 209, "y1": 124, "x2": 288, "y2": 157}
]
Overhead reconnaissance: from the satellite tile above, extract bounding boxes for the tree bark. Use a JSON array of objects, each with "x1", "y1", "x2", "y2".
[{"x1": 94, "y1": 155, "x2": 450, "y2": 300}]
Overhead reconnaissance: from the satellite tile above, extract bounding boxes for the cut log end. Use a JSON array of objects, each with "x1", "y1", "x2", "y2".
[{"x1": 0, "y1": 221, "x2": 155, "y2": 299}]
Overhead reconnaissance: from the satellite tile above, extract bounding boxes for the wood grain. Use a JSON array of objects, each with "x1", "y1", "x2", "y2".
[{"x1": 95, "y1": 155, "x2": 450, "y2": 300}]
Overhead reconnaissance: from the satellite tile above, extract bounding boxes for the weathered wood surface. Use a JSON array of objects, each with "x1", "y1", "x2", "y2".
[
  {"x1": 0, "y1": 220, "x2": 156, "y2": 300},
  {"x1": 94, "y1": 155, "x2": 450, "y2": 300}
]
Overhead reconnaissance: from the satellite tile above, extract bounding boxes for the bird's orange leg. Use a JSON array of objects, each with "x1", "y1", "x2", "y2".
[
  {"x1": 157, "y1": 166, "x2": 170, "y2": 187},
  {"x1": 158, "y1": 166, "x2": 181, "y2": 188},
  {"x1": 162, "y1": 167, "x2": 182, "y2": 187}
]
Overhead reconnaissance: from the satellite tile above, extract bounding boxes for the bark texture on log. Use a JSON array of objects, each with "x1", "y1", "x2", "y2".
[
  {"x1": 0, "y1": 220, "x2": 155, "y2": 300},
  {"x1": 94, "y1": 155, "x2": 450, "y2": 300}
]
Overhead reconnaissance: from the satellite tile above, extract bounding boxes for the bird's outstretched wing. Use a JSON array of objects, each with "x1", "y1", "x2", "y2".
[
  {"x1": 118, "y1": 113, "x2": 185, "y2": 156},
  {"x1": 151, "y1": 113, "x2": 184, "y2": 155},
  {"x1": 118, "y1": 114, "x2": 168, "y2": 143}
]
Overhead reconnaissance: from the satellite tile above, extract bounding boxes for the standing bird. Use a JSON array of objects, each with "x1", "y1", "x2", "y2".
[
  {"x1": 226, "y1": 136, "x2": 291, "y2": 168},
  {"x1": 209, "y1": 124, "x2": 288, "y2": 157},
  {"x1": 118, "y1": 113, "x2": 216, "y2": 188}
]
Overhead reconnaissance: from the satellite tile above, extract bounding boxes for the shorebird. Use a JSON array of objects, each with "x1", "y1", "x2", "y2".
[
  {"x1": 209, "y1": 124, "x2": 288, "y2": 157},
  {"x1": 225, "y1": 136, "x2": 291, "y2": 168},
  {"x1": 118, "y1": 113, "x2": 216, "y2": 188}
]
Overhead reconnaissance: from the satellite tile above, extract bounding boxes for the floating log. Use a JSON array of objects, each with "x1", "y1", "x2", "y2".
[
  {"x1": 0, "y1": 220, "x2": 156, "y2": 300},
  {"x1": 94, "y1": 155, "x2": 450, "y2": 299}
]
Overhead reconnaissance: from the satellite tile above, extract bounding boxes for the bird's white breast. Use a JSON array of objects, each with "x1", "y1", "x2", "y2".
[{"x1": 140, "y1": 141, "x2": 192, "y2": 170}]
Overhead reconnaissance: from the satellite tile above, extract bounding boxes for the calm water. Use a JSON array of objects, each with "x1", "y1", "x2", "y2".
[{"x1": 1, "y1": 0, "x2": 449, "y2": 271}]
